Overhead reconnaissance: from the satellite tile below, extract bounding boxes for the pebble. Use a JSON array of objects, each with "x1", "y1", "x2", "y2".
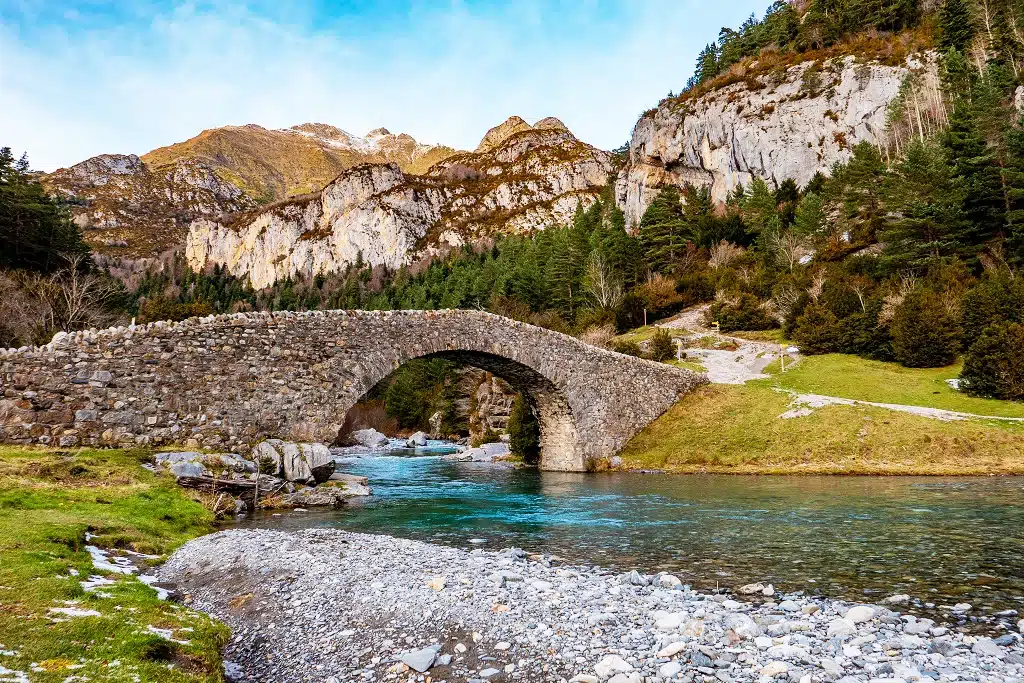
[{"x1": 157, "y1": 528, "x2": 1024, "y2": 683}]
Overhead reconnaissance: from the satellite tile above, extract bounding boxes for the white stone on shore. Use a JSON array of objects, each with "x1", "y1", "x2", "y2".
[
  {"x1": 594, "y1": 654, "x2": 632, "y2": 678},
  {"x1": 845, "y1": 605, "x2": 876, "y2": 623}
]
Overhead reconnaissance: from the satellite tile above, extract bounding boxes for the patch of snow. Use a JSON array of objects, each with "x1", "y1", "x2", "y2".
[
  {"x1": 48, "y1": 607, "x2": 102, "y2": 618},
  {"x1": 86, "y1": 545, "x2": 135, "y2": 574},
  {"x1": 146, "y1": 625, "x2": 191, "y2": 645},
  {"x1": 80, "y1": 575, "x2": 116, "y2": 592}
]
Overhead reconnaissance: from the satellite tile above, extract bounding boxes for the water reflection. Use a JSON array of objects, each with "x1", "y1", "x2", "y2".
[{"x1": 240, "y1": 454, "x2": 1024, "y2": 617}]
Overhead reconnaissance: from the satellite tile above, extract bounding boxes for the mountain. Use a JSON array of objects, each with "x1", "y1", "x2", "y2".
[
  {"x1": 615, "y1": 53, "x2": 938, "y2": 228},
  {"x1": 185, "y1": 117, "x2": 613, "y2": 288},
  {"x1": 142, "y1": 123, "x2": 459, "y2": 199},
  {"x1": 43, "y1": 124, "x2": 460, "y2": 258}
]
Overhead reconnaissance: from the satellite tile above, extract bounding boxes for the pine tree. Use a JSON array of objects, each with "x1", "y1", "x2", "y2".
[
  {"x1": 742, "y1": 177, "x2": 779, "y2": 241},
  {"x1": 942, "y1": 103, "x2": 1006, "y2": 247},
  {"x1": 695, "y1": 43, "x2": 720, "y2": 85},
  {"x1": 882, "y1": 139, "x2": 968, "y2": 267},
  {"x1": 793, "y1": 193, "x2": 827, "y2": 237},
  {"x1": 0, "y1": 147, "x2": 89, "y2": 273},
  {"x1": 939, "y1": 0, "x2": 977, "y2": 54},
  {"x1": 638, "y1": 187, "x2": 687, "y2": 274}
]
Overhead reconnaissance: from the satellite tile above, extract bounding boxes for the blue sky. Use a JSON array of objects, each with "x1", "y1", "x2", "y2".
[{"x1": 1, "y1": 1, "x2": 767, "y2": 171}]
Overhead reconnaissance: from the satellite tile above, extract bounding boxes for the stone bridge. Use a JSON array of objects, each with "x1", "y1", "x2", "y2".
[{"x1": 0, "y1": 310, "x2": 706, "y2": 471}]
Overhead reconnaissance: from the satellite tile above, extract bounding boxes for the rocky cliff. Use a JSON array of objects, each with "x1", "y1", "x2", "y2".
[
  {"x1": 616, "y1": 54, "x2": 936, "y2": 228},
  {"x1": 45, "y1": 154, "x2": 257, "y2": 258},
  {"x1": 186, "y1": 119, "x2": 613, "y2": 289},
  {"x1": 44, "y1": 124, "x2": 460, "y2": 258}
]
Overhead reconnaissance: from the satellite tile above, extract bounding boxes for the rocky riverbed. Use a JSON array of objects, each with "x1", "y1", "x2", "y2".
[{"x1": 159, "y1": 529, "x2": 1024, "y2": 683}]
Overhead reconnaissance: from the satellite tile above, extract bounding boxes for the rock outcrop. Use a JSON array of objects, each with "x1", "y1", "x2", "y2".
[
  {"x1": 616, "y1": 55, "x2": 937, "y2": 227},
  {"x1": 44, "y1": 154, "x2": 256, "y2": 257},
  {"x1": 186, "y1": 123, "x2": 613, "y2": 289}
]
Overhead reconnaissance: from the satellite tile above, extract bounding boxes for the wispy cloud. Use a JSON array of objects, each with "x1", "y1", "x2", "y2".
[{"x1": 0, "y1": 0, "x2": 766, "y2": 171}]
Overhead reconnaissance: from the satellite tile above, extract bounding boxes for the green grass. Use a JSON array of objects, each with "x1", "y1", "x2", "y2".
[
  {"x1": 0, "y1": 447, "x2": 228, "y2": 682},
  {"x1": 612, "y1": 326, "x2": 691, "y2": 345},
  {"x1": 776, "y1": 354, "x2": 1024, "y2": 419},
  {"x1": 620, "y1": 383, "x2": 1024, "y2": 475},
  {"x1": 669, "y1": 359, "x2": 708, "y2": 373}
]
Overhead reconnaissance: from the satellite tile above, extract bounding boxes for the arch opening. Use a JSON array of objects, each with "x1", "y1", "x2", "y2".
[{"x1": 335, "y1": 350, "x2": 584, "y2": 472}]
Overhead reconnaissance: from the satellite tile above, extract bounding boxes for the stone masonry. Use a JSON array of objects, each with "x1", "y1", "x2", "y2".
[{"x1": 0, "y1": 310, "x2": 706, "y2": 471}]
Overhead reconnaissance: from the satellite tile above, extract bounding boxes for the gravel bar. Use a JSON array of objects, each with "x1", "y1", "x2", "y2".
[{"x1": 159, "y1": 528, "x2": 1024, "y2": 683}]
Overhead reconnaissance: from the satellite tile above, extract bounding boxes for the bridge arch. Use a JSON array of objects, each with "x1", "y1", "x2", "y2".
[{"x1": 0, "y1": 310, "x2": 706, "y2": 472}]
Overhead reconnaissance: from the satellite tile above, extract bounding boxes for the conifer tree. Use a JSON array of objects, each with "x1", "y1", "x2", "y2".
[
  {"x1": 942, "y1": 103, "x2": 1006, "y2": 246},
  {"x1": 638, "y1": 187, "x2": 687, "y2": 274},
  {"x1": 938, "y1": 0, "x2": 975, "y2": 53}
]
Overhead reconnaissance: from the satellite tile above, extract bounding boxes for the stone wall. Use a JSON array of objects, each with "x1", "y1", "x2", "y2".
[{"x1": 0, "y1": 310, "x2": 706, "y2": 471}]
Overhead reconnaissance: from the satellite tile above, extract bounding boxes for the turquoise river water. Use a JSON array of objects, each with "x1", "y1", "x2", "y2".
[{"x1": 243, "y1": 449, "x2": 1024, "y2": 625}]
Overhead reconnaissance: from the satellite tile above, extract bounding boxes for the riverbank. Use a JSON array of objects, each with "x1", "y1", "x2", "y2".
[
  {"x1": 0, "y1": 446, "x2": 227, "y2": 682},
  {"x1": 619, "y1": 384, "x2": 1024, "y2": 475},
  {"x1": 161, "y1": 527, "x2": 1024, "y2": 683}
]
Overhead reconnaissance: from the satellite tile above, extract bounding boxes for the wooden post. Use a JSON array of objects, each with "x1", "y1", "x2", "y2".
[
  {"x1": 780, "y1": 344, "x2": 785, "y2": 373},
  {"x1": 644, "y1": 309, "x2": 648, "y2": 327}
]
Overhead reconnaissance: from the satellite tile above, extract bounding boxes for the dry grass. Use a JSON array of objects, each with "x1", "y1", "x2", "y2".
[{"x1": 620, "y1": 384, "x2": 1024, "y2": 476}]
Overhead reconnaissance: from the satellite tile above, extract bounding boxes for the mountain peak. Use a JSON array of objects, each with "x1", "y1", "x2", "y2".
[
  {"x1": 367, "y1": 127, "x2": 392, "y2": 137},
  {"x1": 475, "y1": 116, "x2": 573, "y2": 153},
  {"x1": 475, "y1": 116, "x2": 534, "y2": 153}
]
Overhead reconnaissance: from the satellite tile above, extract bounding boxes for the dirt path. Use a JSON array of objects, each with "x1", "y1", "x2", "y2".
[{"x1": 660, "y1": 305, "x2": 794, "y2": 385}]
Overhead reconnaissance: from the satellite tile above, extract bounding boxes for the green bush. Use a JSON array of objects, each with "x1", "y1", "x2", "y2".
[
  {"x1": 612, "y1": 339, "x2": 644, "y2": 357},
  {"x1": 890, "y1": 290, "x2": 962, "y2": 368},
  {"x1": 793, "y1": 303, "x2": 841, "y2": 355},
  {"x1": 961, "y1": 322, "x2": 1024, "y2": 400},
  {"x1": 507, "y1": 393, "x2": 541, "y2": 465},
  {"x1": 708, "y1": 294, "x2": 779, "y2": 332},
  {"x1": 649, "y1": 329, "x2": 677, "y2": 362}
]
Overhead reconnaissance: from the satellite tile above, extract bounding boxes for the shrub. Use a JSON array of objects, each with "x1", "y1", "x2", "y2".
[
  {"x1": 793, "y1": 303, "x2": 841, "y2": 354},
  {"x1": 137, "y1": 298, "x2": 214, "y2": 323},
  {"x1": 960, "y1": 323, "x2": 1024, "y2": 400},
  {"x1": 676, "y1": 271, "x2": 716, "y2": 308},
  {"x1": 507, "y1": 393, "x2": 541, "y2": 465},
  {"x1": 612, "y1": 339, "x2": 644, "y2": 357},
  {"x1": 890, "y1": 290, "x2": 962, "y2": 368},
  {"x1": 578, "y1": 324, "x2": 616, "y2": 349},
  {"x1": 708, "y1": 294, "x2": 778, "y2": 332},
  {"x1": 614, "y1": 291, "x2": 647, "y2": 332},
  {"x1": 782, "y1": 291, "x2": 812, "y2": 338},
  {"x1": 648, "y1": 329, "x2": 677, "y2": 362}
]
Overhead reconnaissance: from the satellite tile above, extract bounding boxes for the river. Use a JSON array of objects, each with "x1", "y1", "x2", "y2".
[{"x1": 239, "y1": 447, "x2": 1024, "y2": 626}]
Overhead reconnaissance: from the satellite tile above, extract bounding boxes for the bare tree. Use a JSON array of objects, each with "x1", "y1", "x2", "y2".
[
  {"x1": 709, "y1": 240, "x2": 744, "y2": 270},
  {"x1": 765, "y1": 228, "x2": 811, "y2": 272},
  {"x1": 47, "y1": 254, "x2": 123, "y2": 334},
  {"x1": 584, "y1": 252, "x2": 623, "y2": 310},
  {"x1": 879, "y1": 274, "x2": 917, "y2": 325}
]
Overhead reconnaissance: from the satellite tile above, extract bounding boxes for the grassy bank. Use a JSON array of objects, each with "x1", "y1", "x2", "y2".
[
  {"x1": 775, "y1": 354, "x2": 1024, "y2": 419},
  {"x1": 620, "y1": 383, "x2": 1024, "y2": 475},
  {"x1": 0, "y1": 447, "x2": 228, "y2": 682}
]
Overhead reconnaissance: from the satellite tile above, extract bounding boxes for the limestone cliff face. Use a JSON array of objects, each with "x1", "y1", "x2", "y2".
[
  {"x1": 45, "y1": 154, "x2": 255, "y2": 257},
  {"x1": 616, "y1": 55, "x2": 936, "y2": 228},
  {"x1": 187, "y1": 123, "x2": 613, "y2": 289}
]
